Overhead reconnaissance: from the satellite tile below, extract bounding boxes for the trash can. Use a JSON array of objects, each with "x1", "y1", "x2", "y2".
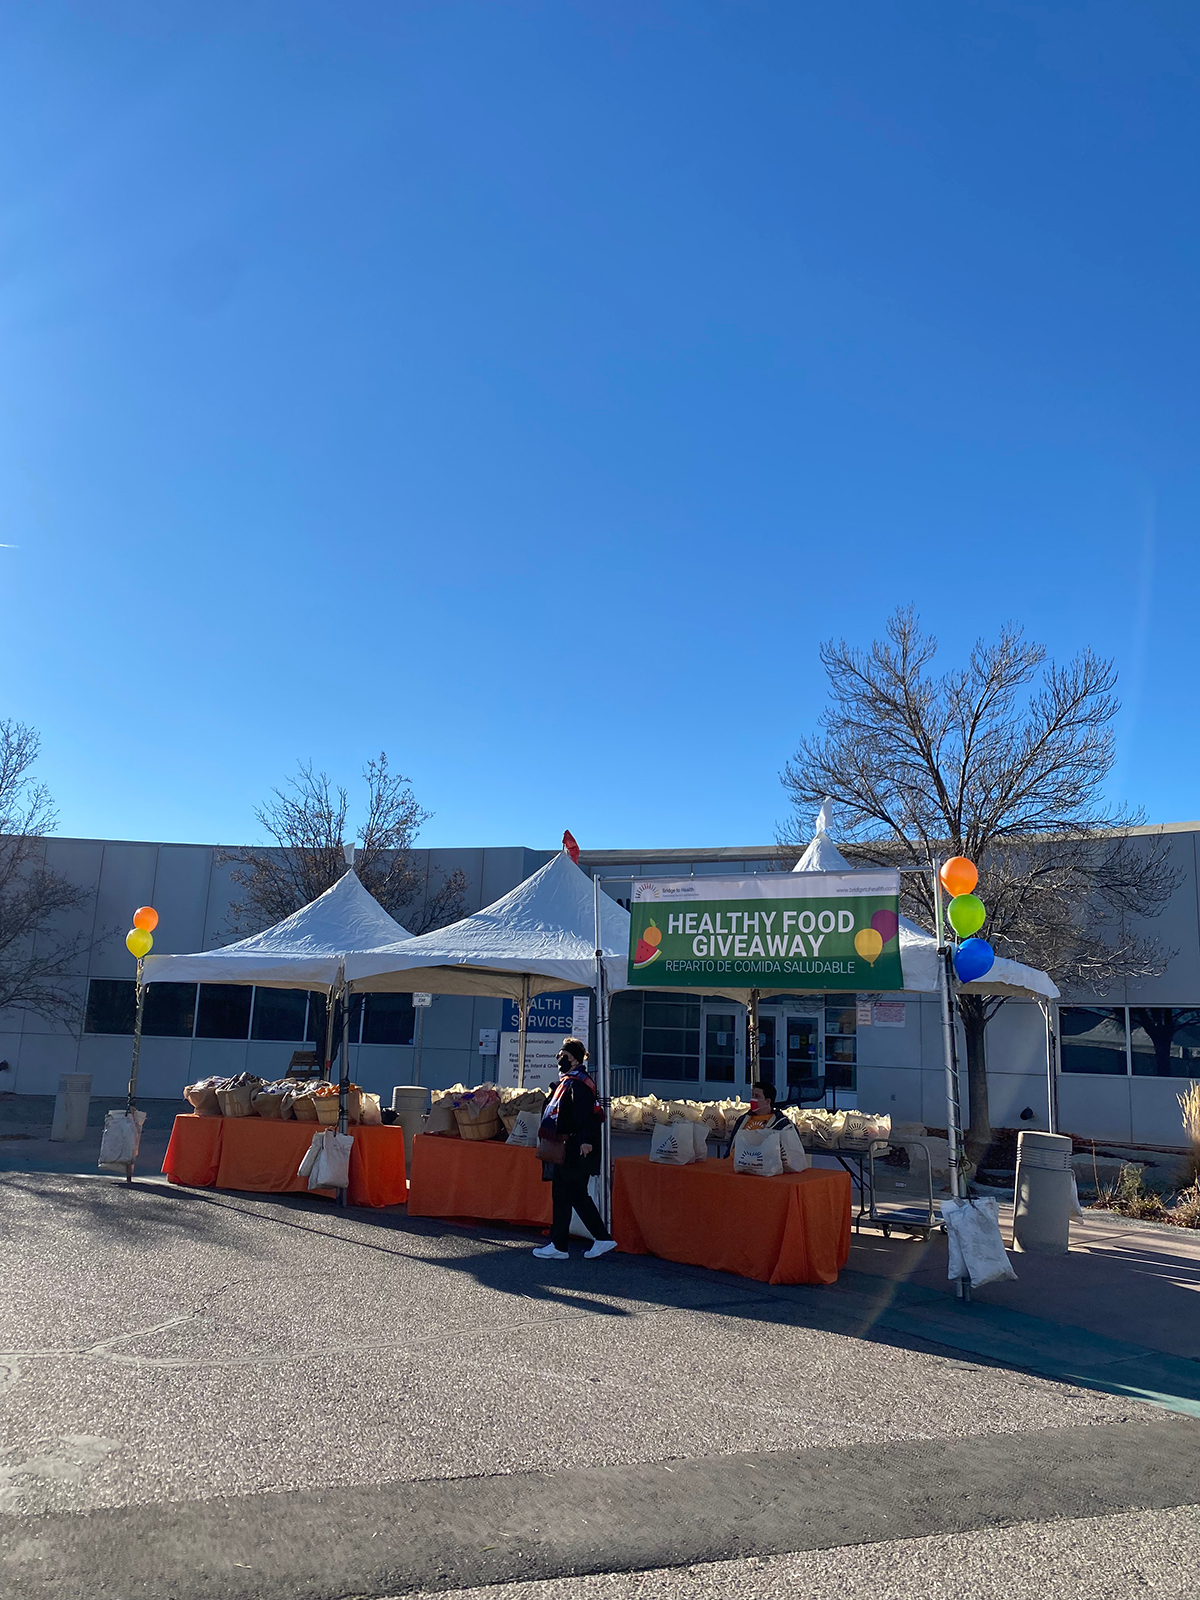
[
  {"x1": 50, "y1": 1073, "x2": 93, "y2": 1142},
  {"x1": 391, "y1": 1085, "x2": 430, "y2": 1173},
  {"x1": 1012, "y1": 1130, "x2": 1073, "y2": 1254}
]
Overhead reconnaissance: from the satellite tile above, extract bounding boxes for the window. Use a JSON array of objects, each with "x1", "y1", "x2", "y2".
[
  {"x1": 642, "y1": 998, "x2": 700, "y2": 1081},
  {"x1": 704, "y1": 1011, "x2": 737, "y2": 1082},
  {"x1": 1060, "y1": 1007, "x2": 1127, "y2": 1075},
  {"x1": 609, "y1": 991, "x2": 643, "y2": 1067},
  {"x1": 305, "y1": 992, "x2": 363, "y2": 1048},
  {"x1": 824, "y1": 996, "x2": 857, "y2": 1089},
  {"x1": 143, "y1": 983, "x2": 196, "y2": 1038},
  {"x1": 1130, "y1": 1008, "x2": 1200, "y2": 1079},
  {"x1": 361, "y1": 993, "x2": 415, "y2": 1046},
  {"x1": 251, "y1": 988, "x2": 309, "y2": 1042},
  {"x1": 84, "y1": 979, "x2": 136, "y2": 1035},
  {"x1": 195, "y1": 984, "x2": 253, "y2": 1040}
]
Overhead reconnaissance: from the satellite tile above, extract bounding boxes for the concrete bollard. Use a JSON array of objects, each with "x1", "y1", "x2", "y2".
[
  {"x1": 1012, "y1": 1130, "x2": 1074, "y2": 1254},
  {"x1": 50, "y1": 1073, "x2": 93, "y2": 1142},
  {"x1": 391, "y1": 1085, "x2": 430, "y2": 1173}
]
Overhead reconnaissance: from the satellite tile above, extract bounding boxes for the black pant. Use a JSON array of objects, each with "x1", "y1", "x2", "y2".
[{"x1": 551, "y1": 1170, "x2": 612, "y2": 1251}]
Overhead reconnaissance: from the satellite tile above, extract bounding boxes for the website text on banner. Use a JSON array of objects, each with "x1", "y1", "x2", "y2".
[{"x1": 628, "y1": 872, "x2": 903, "y2": 991}]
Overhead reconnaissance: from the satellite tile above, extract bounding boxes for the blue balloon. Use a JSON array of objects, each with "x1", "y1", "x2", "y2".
[{"x1": 954, "y1": 937, "x2": 995, "y2": 983}]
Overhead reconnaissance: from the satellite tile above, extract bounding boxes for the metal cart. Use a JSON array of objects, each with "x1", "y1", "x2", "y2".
[{"x1": 805, "y1": 1135, "x2": 943, "y2": 1240}]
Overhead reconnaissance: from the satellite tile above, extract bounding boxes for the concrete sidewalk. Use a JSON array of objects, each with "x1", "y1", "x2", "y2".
[{"x1": 0, "y1": 1094, "x2": 176, "y2": 1178}]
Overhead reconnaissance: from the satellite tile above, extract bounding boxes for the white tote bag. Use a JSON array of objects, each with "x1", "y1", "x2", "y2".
[
  {"x1": 690, "y1": 1121, "x2": 710, "y2": 1161},
  {"x1": 506, "y1": 1109, "x2": 541, "y2": 1148},
  {"x1": 733, "y1": 1127, "x2": 783, "y2": 1178},
  {"x1": 778, "y1": 1123, "x2": 809, "y2": 1172},
  {"x1": 303, "y1": 1130, "x2": 354, "y2": 1191},
  {"x1": 98, "y1": 1109, "x2": 147, "y2": 1171},
  {"x1": 941, "y1": 1197, "x2": 1018, "y2": 1287},
  {"x1": 650, "y1": 1121, "x2": 694, "y2": 1166}
]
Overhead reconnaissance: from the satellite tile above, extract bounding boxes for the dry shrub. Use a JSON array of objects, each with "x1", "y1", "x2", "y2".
[
  {"x1": 1178, "y1": 1082, "x2": 1200, "y2": 1186},
  {"x1": 1089, "y1": 1163, "x2": 1169, "y2": 1222},
  {"x1": 1168, "y1": 1184, "x2": 1200, "y2": 1230}
]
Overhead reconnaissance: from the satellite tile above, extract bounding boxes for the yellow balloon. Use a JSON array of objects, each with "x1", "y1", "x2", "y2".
[
  {"x1": 126, "y1": 927, "x2": 153, "y2": 959},
  {"x1": 854, "y1": 927, "x2": 883, "y2": 966}
]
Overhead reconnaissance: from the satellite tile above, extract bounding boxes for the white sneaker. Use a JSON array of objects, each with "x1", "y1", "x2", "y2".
[
  {"x1": 533, "y1": 1243, "x2": 569, "y2": 1259},
  {"x1": 584, "y1": 1239, "x2": 618, "y2": 1259}
]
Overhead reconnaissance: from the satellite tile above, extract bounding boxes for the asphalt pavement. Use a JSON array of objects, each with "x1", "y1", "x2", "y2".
[{"x1": 2, "y1": 1166, "x2": 1197, "y2": 1598}]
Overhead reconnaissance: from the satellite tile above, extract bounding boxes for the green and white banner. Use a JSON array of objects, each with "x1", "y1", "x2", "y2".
[{"x1": 628, "y1": 871, "x2": 904, "y2": 991}]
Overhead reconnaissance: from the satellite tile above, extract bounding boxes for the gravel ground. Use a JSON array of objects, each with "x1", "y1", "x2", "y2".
[
  {"x1": 0, "y1": 1171, "x2": 1139, "y2": 1520},
  {"x1": 394, "y1": 1503, "x2": 1200, "y2": 1600}
]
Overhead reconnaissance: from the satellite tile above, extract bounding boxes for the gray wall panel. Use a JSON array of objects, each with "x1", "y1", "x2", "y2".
[
  {"x1": 151, "y1": 846, "x2": 213, "y2": 954},
  {"x1": 91, "y1": 843, "x2": 159, "y2": 977}
]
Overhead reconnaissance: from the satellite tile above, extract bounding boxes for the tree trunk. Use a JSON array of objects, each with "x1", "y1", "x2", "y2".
[{"x1": 959, "y1": 994, "x2": 992, "y2": 1168}]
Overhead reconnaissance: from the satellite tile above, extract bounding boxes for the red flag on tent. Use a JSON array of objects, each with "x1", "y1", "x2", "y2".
[{"x1": 562, "y1": 830, "x2": 580, "y2": 864}]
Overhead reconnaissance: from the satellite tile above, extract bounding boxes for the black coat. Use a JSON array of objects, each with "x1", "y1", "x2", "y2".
[{"x1": 541, "y1": 1076, "x2": 604, "y2": 1181}]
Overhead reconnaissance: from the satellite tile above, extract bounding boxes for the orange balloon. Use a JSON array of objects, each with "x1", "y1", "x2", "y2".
[
  {"x1": 939, "y1": 857, "x2": 978, "y2": 898},
  {"x1": 133, "y1": 905, "x2": 159, "y2": 931}
]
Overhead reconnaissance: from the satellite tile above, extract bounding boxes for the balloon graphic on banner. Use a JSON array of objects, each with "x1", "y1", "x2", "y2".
[
  {"x1": 954, "y1": 937, "x2": 994, "y2": 983},
  {"x1": 870, "y1": 908, "x2": 899, "y2": 946},
  {"x1": 939, "y1": 856, "x2": 979, "y2": 897},
  {"x1": 126, "y1": 927, "x2": 153, "y2": 959},
  {"x1": 947, "y1": 893, "x2": 986, "y2": 937},
  {"x1": 133, "y1": 905, "x2": 159, "y2": 932},
  {"x1": 854, "y1": 927, "x2": 884, "y2": 966}
]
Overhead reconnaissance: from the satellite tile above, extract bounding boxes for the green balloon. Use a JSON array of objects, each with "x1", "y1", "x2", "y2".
[{"x1": 948, "y1": 893, "x2": 986, "y2": 937}]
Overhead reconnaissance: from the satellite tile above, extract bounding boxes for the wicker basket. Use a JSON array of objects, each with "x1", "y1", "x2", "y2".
[
  {"x1": 311, "y1": 1088, "x2": 361, "y2": 1126},
  {"x1": 217, "y1": 1084, "x2": 258, "y2": 1118},
  {"x1": 458, "y1": 1113, "x2": 500, "y2": 1141},
  {"x1": 454, "y1": 1100, "x2": 501, "y2": 1141}
]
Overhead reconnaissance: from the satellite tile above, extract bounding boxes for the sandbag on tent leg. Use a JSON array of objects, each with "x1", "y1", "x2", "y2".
[
  {"x1": 940, "y1": 1196, "x2": 1017, "y2": 1288},
  {"x1": 308, "y1": 1129, "x2": 354, "y2": 1191},
  {"x1": 98, "y1": 1109, "x2": 147, "y2": 1172}
]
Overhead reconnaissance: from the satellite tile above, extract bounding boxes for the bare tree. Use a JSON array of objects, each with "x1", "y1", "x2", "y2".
[
  {"x1": 224, "y1": 754, "x2": 467, "y2": 935},
  {"x1": 0, "y1": 720, "x2": 95, "y2": 1024},
  {"x1": 781, "y1": 608, "x2": 1176, "y2": 1164}
]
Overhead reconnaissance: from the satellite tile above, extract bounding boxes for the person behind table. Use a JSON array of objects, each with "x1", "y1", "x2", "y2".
[
  {"x1": 532, "y1": 1038, "x2": 618, "y2": 1262},
  {"x1": 727, "y1": 1079, "x2": 790, "y2": 1145}
]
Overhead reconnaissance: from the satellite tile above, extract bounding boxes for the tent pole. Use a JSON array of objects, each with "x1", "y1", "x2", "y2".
[
  {"x1": 517, "y1": 974, "x2": 530, "y2": 1089},
  {"x1": 748, "y1": 988, "x2": 761, "y2": 1087},
  {"x1": 322, "y1": 990, "x2": 336, "y2": 1083},
  {"x1": 413, "y1": 1003, "x2": 425, "y2": 1085},
  {"x1": 1041, "y1": 1000, "x2": 1059, "y2": 1134},
  {"x1": 934, "y1": 861, "x2": 970, "y2": 1302},
  {"x1": 337, "y1": 968, "x2": 350, "y2": 1207},
  {"x1": 124, "y1": 955, "x2": 146, "y2": 1186},
  {"x1": 594, "y1": 873, "x2": 611, "y2": 1230}
]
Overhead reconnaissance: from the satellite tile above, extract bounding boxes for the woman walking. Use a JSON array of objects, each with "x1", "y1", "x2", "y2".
[{"x1": 533, "y1": 1038, "x2": 617, "y2": 1261}]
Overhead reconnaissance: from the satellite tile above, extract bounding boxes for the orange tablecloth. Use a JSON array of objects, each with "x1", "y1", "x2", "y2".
[
  {"x1": 407, "y1": 1134, "x2": 552, "y2": 1227},
  {"x1": 612, "y1": 1156, "x2": 851, "y2": 1285},
  {"x1": 162, "y1": 1115, "x2": 407, "y2": 1208}
]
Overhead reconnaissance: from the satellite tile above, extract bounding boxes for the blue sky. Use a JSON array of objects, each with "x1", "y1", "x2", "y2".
[{"x1": 3, "y1": 1, "x2": 1198, "y2": 852}]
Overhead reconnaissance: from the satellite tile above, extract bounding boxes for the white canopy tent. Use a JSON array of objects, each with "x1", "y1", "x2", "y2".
[
  {"x1": 140, "y1": 869, "x2": 415, "y2": 1103},
  {"x1": 141, "y1": 869, "x2": 413, "y2": 994},
  {"x1": 343, "y1": 848, "x2": 631, "y2": 1092},
  {"x1": 789, "y1": 811, "x2": 1064, "y2": 1222},
  {"x1": 343, "y1": 848, "x2": 630, "y2": 999},
  {"x1": 790, "y1": 827, "x2": 1060, "y2": 1004}
]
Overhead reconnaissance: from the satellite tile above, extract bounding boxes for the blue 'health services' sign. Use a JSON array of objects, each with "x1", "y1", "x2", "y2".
[{"x1": 501, "y1": 993, "x2": 587, "y2": 1033}]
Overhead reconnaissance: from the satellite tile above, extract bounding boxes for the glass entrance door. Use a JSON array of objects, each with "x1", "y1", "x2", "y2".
[
  {"x1": 702, "y1": 1008, "x2": 740, "y2": 1083},
  {"x1": 754, "y1": 1005, "x2": 822, "y2": 1095},
  {"x1": 783, "y1": 1012, "x2": 821, "y2": 1094}
]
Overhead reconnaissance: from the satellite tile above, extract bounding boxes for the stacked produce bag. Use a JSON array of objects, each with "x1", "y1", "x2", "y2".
[
  {"x1": 423, "y1": 1084, "x2": 549, "y2": 1143},
  {"x1": 183, "y1": 1074, "x2": 382, "y2": 1125}
]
